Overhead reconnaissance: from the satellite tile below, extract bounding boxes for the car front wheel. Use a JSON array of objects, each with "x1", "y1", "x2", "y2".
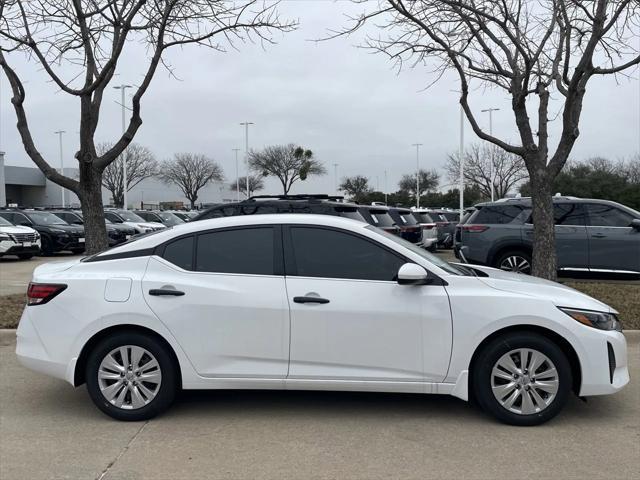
[
  {"x1": 85, "y1": 332, "x2": 178, "y2": 421},
  {"x1": 472, "y1": 332, "x2": 572, "y2": 426}
]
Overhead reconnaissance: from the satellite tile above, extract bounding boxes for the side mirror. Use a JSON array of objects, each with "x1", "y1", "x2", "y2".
[
  {"x1": 397, "y1": 263, "x2": 430, "y2": 285},
  {"x1": 631, "y1": 219, "x2": 640, "y2": 231}
]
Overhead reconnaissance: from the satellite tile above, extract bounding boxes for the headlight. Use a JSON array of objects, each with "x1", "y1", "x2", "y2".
[{"x1": 559, "y1": 307, "x2": 621, "y2": 332}]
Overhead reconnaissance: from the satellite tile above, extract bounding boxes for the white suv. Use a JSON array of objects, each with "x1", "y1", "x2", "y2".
[
  {"x1": 0, "y1": 215, "x2": 41, "y2": 259},
  {"x1": 16, "y1": 214, "x2": 628, "y2": 425}
]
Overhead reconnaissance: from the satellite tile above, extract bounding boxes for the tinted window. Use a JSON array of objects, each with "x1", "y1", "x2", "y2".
[
  {"x1": 415, "y1": 212, "x2": 435, "y2": 223},
  {"x1": 441, "y1": 212, "x2": 460, "y2": 222},
  {"x1": 196, "y1": 227, "x2": 275, "y2": 275},
  {"x1": 289, "y1": 227, "x2": 405, "y2": 281},
  {"x1": 391, "y1": 210, "x2": 417, "y2": 225},
  {"x1": 585, "y1": 203, "x2": 634, "y2": 227},
  {"x1": 163, "y1": 236, "x2": 194, "y2": 270},
  {"x1": 554, "y1": 204, "x2": 587, "y2": 226},
  {"x1": 335, "y1": 207, "x2": 365, "y2": 221},
  {"x1": 366, "y1": 209, "x2": 395, "y2": 227},
  {"x1": 105, "y1": 212, "x2": 122, "y2": 223},
  {"x1": 471, "y1": 205, "x2": 525, "y2": 224}
]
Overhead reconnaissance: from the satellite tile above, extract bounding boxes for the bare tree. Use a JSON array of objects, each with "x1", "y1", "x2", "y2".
[
  {"x1": 398, "y1": 169, "x2": 439, "y2": 198},
  {"x1": 446, "y1": 144, "x2": 528, "y2": 199},
  {"x1": 99, "y1": 143, "x2": 157, "y2": 208},
  {"x1": 230, "y1": 175, "x2": 265, "y2": 198},
  {"x1": 0, "y1": 1, "x2": 295, "y2": 253},
  {"x1": 340, "y1": 175, "x2": 373, "y2": 202},
  {"x1": 160, "y1": 154, "x2": 224, "y2": 208},
  {"x1": 336, "y1": 0, "x2": 640, "y2": 279},
  {"x1": 249, "y1": 144, "x2": 326, "y2": 194}
]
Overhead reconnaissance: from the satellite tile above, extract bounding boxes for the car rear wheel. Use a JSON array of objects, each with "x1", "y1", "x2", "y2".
[
  {"x1": 495, "y1": 250, "x2": 532, "y2": 274},
  {"x1": 85, "y1": 332, "x2": 178, "y2": 421},
  {"x1": 472, "y1": 332, "x2": 572, "y2": 426}
]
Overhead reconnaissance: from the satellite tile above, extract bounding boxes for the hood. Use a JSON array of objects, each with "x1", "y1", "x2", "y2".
[
  {"x1": 0, "y1": 225, "x2": 37, "y2": 235},
  {"x1": 467, "y1": 264, "x2": 615, "y2": 314},
  {"x1": 41, "y1": 224, "x2": 84, "y2": 233}
]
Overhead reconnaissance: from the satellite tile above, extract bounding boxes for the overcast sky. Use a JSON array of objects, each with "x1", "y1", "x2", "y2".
[{"x1": 1, "y1": 2, "x2": 639, "y2": 196}]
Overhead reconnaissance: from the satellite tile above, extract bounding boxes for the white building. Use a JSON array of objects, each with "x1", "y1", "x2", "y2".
[{"x1": 0, "y1": 152, "x2": 236, "y2": 209}]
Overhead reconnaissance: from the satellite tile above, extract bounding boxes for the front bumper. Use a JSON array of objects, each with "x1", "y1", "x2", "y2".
[
  {"x1": 579, "y1": 330, "x2": 629, "y2": 396},
  {"x1": 0, "y1": 240, "x2": 41, "y2": 255},
  {"x1": 51, "y1": 236, "x2": 85, "y2": 252}
]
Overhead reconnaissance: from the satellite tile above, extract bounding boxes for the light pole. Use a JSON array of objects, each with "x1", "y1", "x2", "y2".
[
  {"x1": 114, "y1": 84, "x2": 132, "y2": 209},
  {"x1": 240, "y1": 122, "x2": 254, "y2": 198},
  {"x1": 481, "y1": 107, "x2": 500, "y2": 201},
  {"x1": 54, "y1": 130, "x2": 66, "y2": 207},
  {"x1": 384, "y1": 170, "x2": 388, "y2": 205},
  {"x1": 333, "y1": 163, "x2": 339, "y2": 196},
  {"x1": 451, "y1": 89, "x2": 465, "y2": 218},
  {"x1": 412, "y1": 143, "x2": 423, "y2": 208},
  {"x1": 232, "y1": 148, "x2": 241, "y2": 201}
]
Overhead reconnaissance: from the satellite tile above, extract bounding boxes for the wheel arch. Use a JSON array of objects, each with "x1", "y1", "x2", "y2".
[
  {"x1": 73, "y1": 324, "x2": 182, "y2": 388},
  {"x1": 468, "y1": 325, "x2": 582, "y2": 399}
]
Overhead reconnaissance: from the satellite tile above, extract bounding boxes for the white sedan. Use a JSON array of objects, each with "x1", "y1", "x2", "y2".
[{"x1": 16, "y1": 214, "x2": 629, "y2": 425}]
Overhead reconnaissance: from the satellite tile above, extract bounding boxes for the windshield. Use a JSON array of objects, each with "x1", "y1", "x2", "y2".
[
  {"x1": 367, "y1": 225, "x2": 465, "y2": 275},
  {"x1": 0, "y1": 216, "x2": 12, "y2": 226},
  {"x1": 27, "y1": 212, "x2": 68, "y2": 225},
  {"x1": 157, "y1": 212, "x2": 184, "y2": 226},
  {"x1": 116, "y1": 211, "x2": 146, "y2": 222}
]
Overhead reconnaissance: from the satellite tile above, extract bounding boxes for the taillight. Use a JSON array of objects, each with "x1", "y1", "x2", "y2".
[
  {"x1": 462, "y1": 225, "x2": 490, "y2": 233},
  {"x1": 27, "y1": 283, "x2": 67, "y2": 306}
]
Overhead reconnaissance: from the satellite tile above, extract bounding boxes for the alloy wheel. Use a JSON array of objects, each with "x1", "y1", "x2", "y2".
[
  {"x1": 499, "y1": 255, "x2": 531, "y2": 274},
  {"x1": 491, "y1": 348, "x2": 559, "y2": 415},
  {"x1": 98, "y1": 345, "x2": 162, "y2": 410}
]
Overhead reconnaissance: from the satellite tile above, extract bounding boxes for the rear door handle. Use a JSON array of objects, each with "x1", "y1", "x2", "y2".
[
  {"x1": 294, "y1": 296, "x2": 330, "y2": 304},
  {"x1": 149, "y1": 288, "x2": 185, "y2": 296},
  {"x1": 591, "y1": 233, "x2": 607, "y2": 238}
]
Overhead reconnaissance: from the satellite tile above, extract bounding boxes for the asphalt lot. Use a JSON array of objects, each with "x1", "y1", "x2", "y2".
[{"x1": 0, "y1": 330, "x2": 638, "y2": 480}]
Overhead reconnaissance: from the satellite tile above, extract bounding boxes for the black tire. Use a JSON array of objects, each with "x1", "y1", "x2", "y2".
[
  {"x1": 71, "y1": 248, "x2": 85, "y2": 255},
  {"x1": 40, "y1": 236, "x2": 54, "y2": 256},
  {"x1": 17, "y1": 254, "x2": 34, "y2": 260},
  {"x1": 472, "y1": 332, "x2": 572, "y2": 426},
  {"x1": 85, "y1": 331, "x2": 178, "y2": 421},
  {"x1": 494, "y1": 249, "x2": 532, "y2": 275}
]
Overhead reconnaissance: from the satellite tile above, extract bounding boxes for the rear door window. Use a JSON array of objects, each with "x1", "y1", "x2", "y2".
[
  {"x1": 196, "y1": 227, "x2": 275, "y2": 275},
  {"x1": 163, "y1": 236, "x2": 194, "y2": 270},
  {"x1": 585, "y1": 203, "x2": 634, "y2": 227},
  {"x1": 554, "y1": 204, "x2": 587, "y2": 226}
]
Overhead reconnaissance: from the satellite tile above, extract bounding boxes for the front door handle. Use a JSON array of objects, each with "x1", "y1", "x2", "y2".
[
  {"x1": 591, "y1": 233, "x2": 607, "y2": 238},
  {"x1": 294, "y1": 295, "x2": 330, "y2": 304},
  {"x1": 149, "y1": 288, "x2": 185, "y2": 296}
]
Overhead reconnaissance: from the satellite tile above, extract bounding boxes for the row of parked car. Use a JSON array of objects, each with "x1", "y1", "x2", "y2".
[
  {"x1": 0, "y1": 208, "x2": 198, "y2": 258},
  {"x1": 190, "y1": 195, "x2": 461, "y2": 252}
]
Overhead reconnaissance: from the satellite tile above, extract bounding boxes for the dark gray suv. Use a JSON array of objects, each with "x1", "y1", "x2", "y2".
[{"x1": 457, "y1": 196, "x2": 640, "y2": 275}]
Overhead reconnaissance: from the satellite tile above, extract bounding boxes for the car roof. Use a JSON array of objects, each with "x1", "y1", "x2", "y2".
[{"x1": 95, "y1": 214, "x2": 370, "y2": 256}]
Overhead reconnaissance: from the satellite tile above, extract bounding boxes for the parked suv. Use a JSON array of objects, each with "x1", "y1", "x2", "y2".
[
  {"x1": 0, "y1": 215, "x2": 41, "y2": 259},
  {"x1": 193, "y1": 195, "x2": 367, "y2": 223},
  {"x1": 387, "y1": 207, "x2": 423, "y2": 245},
  {"x1": 50, "y1": 210, "x2": 136, "y2": 247},
  {"x1": 411, "y1": 209, "x2": 439, "y2": 251},
  {"x1": 458, "y1": 197, "x2": 640, "y2": 275},
  {"x1": 0, "y1": 209, "x2": 85, "y2": 255}
]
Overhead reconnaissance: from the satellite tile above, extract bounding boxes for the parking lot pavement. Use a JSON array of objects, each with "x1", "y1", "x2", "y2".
[
  {"x1": 0, "y1": 254, "x2": 83, "y2": 296},
  {"x1": 1, "y1": 331, "x2": 638, "y2": 480}
]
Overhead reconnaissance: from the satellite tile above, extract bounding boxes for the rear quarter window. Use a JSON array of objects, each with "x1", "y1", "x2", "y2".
[{"x1": 470, "y1": 205, "x2": 526, "y2": 224}]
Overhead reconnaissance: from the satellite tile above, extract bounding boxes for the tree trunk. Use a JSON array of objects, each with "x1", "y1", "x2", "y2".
[
  {"x1": 530, "y1": 171, "x2": 556, "y2": 280},
  {"x1": 78, "y1": 167, "x2": 108, "y2": 254}
]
